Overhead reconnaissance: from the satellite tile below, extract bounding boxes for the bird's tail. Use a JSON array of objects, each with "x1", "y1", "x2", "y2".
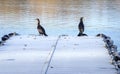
[{"x1": 44, "y1": 33, "x2": 48, "y2": 36}]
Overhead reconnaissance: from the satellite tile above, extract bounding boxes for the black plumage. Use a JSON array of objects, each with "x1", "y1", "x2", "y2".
[
  {"x1": 78, "y1": 17, "x2": 84, "y2": 34},
  {"x1": 36, "y1": 18, "x2": 48, "y2": 36}
]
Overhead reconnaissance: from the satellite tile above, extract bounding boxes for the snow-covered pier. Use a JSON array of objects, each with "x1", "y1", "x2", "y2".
[{"x1": 0, "y1": 35, "x2": 117, "y2": 74}]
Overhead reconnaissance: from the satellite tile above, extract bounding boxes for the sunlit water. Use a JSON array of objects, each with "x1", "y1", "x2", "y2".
[{"x1": 0, "y1": 0, "x2": 120, "y2": 50}]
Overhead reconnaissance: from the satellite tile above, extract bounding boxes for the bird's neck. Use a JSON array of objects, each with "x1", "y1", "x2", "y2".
[
  {"x1": 80, "y1": 19, "x2": 83, "y2": 23},
  {"x1": 37, "y1": 20, "x2": 41, "y2": 26}
]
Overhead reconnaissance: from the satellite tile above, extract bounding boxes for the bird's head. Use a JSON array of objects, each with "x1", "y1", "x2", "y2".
[
  {"x1": 80, "y1": 17, "x2": 84, "y2": 21},
  {"x1": 36, "y1": 18, "x2": 40, "y2": 23},
  {"x1": 36, "y1": 18, "x2": 40, "y2": 21}
]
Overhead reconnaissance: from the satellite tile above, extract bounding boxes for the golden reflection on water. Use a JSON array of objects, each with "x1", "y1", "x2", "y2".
[{"x1": 0, "y1": 0, "x2": 120, "y2": 36}]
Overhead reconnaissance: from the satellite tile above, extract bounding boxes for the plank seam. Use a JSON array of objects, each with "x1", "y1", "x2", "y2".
[{"x1": 44, "y1": 35, "x2": 61, "y2": 74}]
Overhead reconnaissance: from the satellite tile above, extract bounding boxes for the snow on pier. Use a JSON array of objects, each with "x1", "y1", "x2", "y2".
[{"x1": 0, "y1": 35, "x2": 116, "y2": 74}]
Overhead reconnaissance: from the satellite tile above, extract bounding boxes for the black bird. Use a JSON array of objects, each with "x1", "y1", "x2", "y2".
[
  {"x1": 78, "y1": 17, "x2": 84, "y2": 34},
  {"x1": 36, "y1": 18, "x2": 48, "y2": 36}
]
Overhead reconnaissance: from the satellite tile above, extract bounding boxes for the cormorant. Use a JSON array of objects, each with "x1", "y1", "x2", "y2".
[
  {"x1": 78, "y1": 17, "x2": 84, "y2": 34},
  {"x1": 36, "y1": 18, "x2": 48, "y2": 36},
  {"x1": 77, "y1": 17, "x2": 88, "y2": 36}
]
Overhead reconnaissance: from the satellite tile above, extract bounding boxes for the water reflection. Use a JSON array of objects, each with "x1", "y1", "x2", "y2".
[{"x1": 0, "y1": 0, "x2": 120, "y2": 49}]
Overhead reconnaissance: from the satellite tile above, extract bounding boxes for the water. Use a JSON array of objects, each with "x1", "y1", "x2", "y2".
[{"x1": 0, "y1": 0, "x2": 120, "y2": 50}]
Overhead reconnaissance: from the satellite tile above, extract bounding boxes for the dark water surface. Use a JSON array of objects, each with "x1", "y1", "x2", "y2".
[{"x1": 0, "y1": 0, "x2": 120, "y2": 50}]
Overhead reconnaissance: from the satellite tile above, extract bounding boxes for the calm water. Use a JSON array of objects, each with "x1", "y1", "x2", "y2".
[{"x1": 0, "y1": 0, "x2": 120, "y2": 50}]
